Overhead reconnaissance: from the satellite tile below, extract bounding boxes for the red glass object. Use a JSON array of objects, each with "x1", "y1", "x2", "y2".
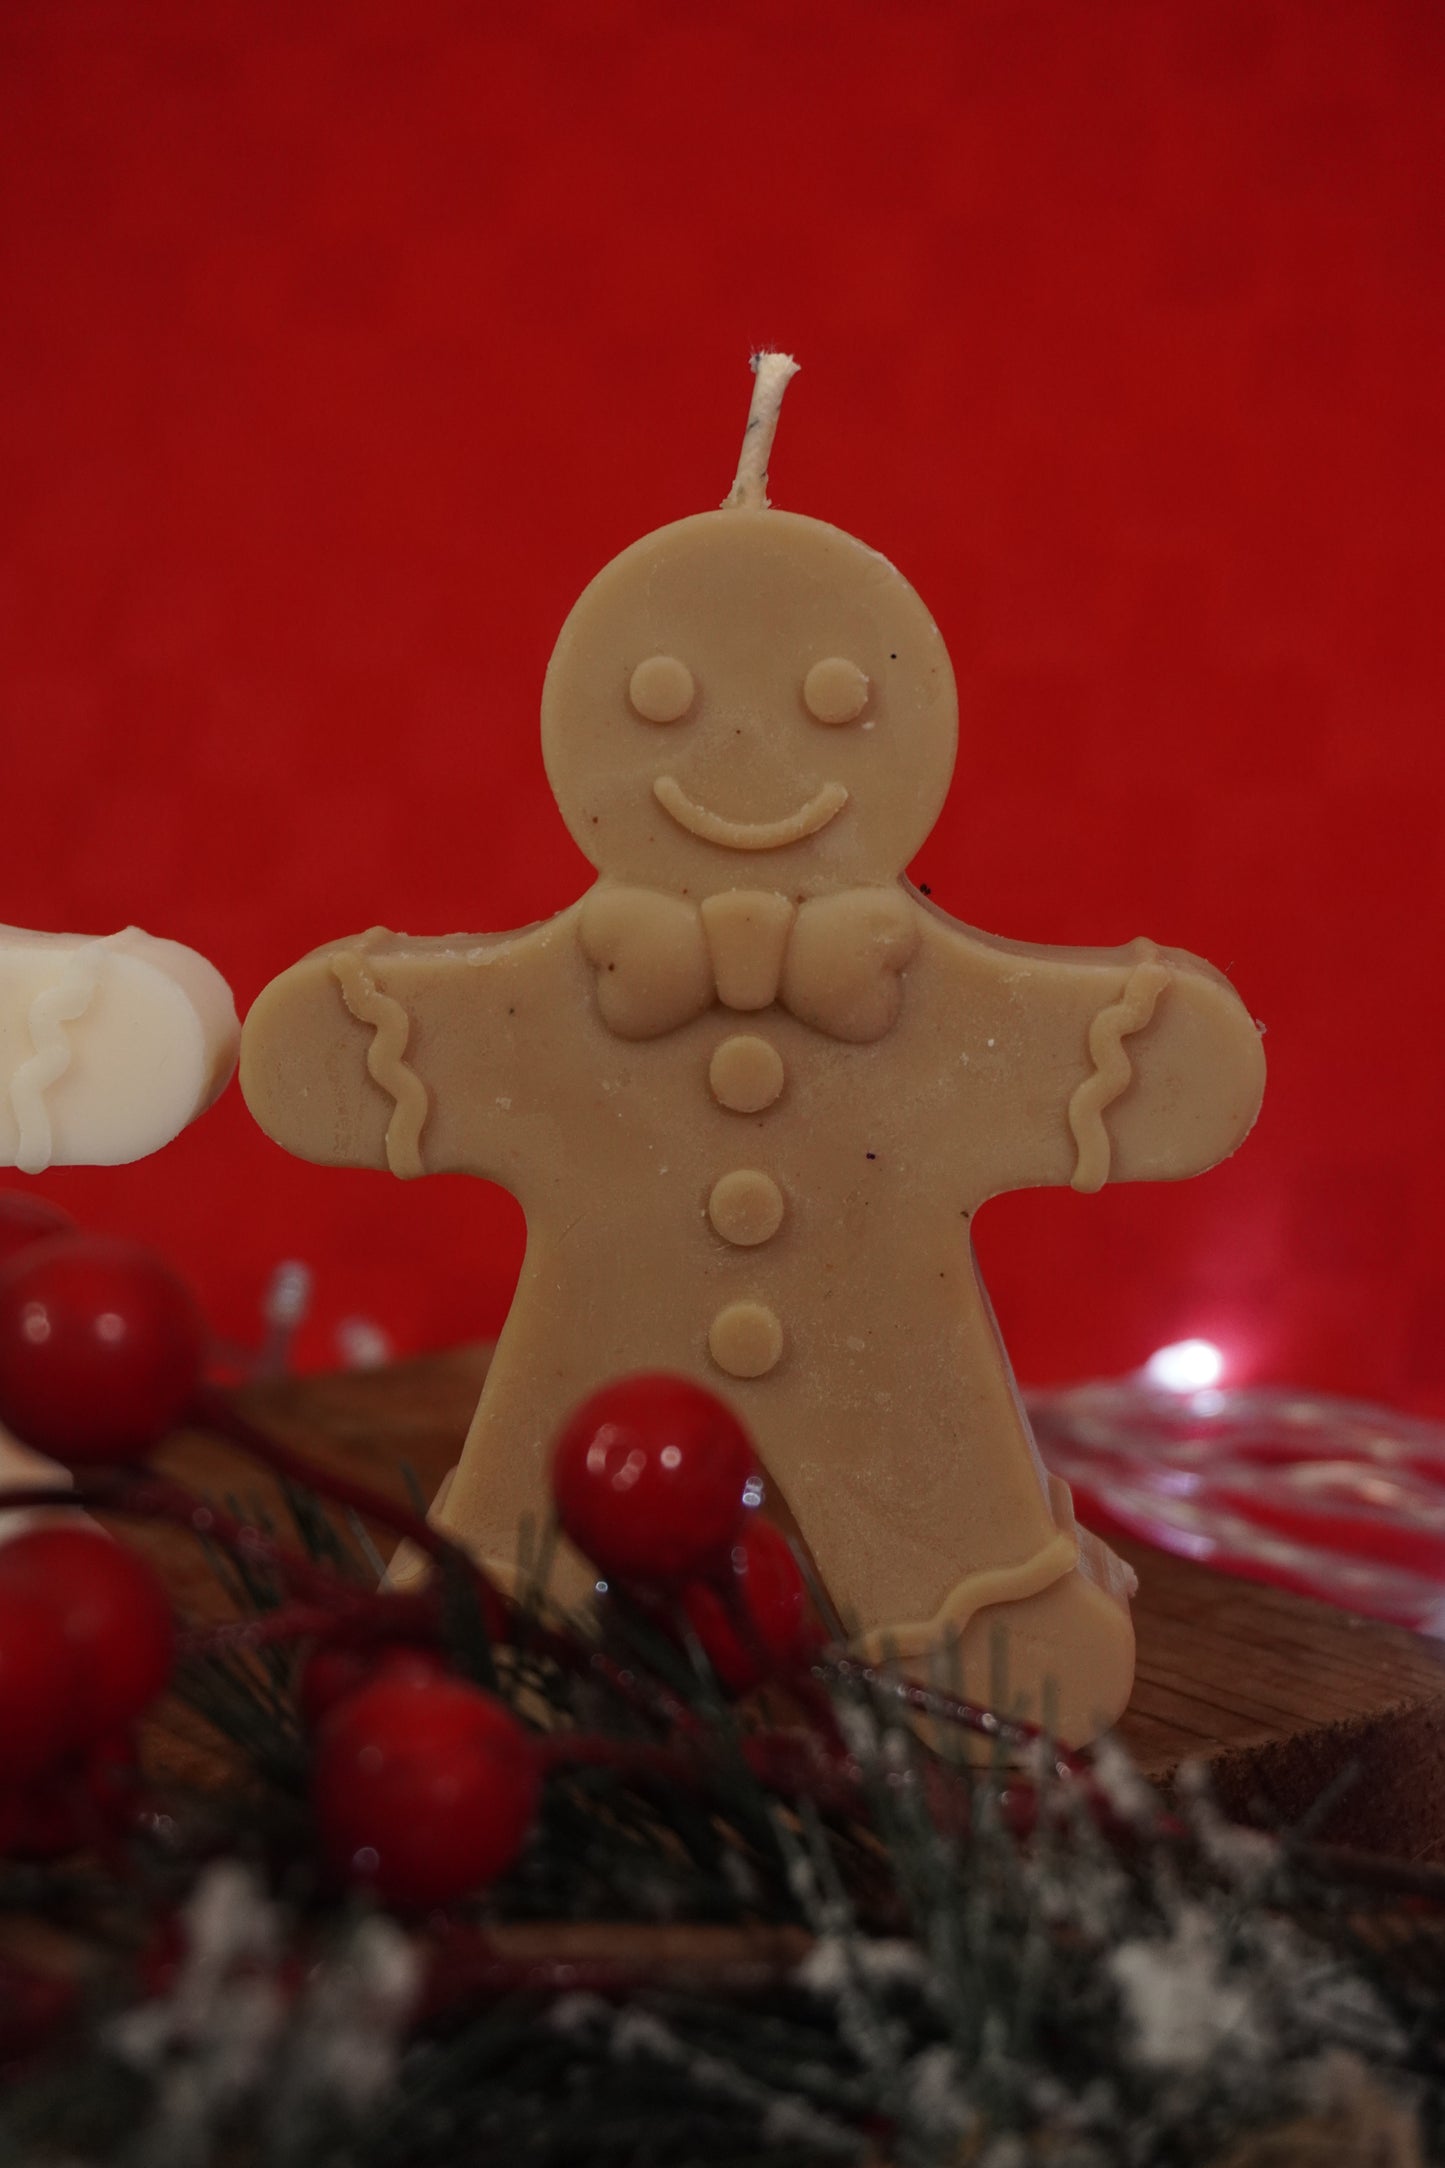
[
  {"x1": 312, "y1": 1673, "x2": 539, "y2": 1909},
  {"x1": 0, "y1": 1528, "x2": 174, "y2": 1747},
  {"x1": 0, "y1": 1234, "x2": 205, "y2": 1461},
  {"x1": 551, "y1": 1373, "x2": 758, "y2": 1588},
  {"x1": 1031, "y1": 1379, "x2": 1445, "y2": 1632},
  {"x1": 681, "y1": 1519, "x2": 816, "y2": 1695},
  {"x1": 298, "y1": 1641, "x2": 447, "y2": 1730},
  {"x1": 0, "y1": 1193, "x2": 75, "y2": 1271},
  {"x1": 0, "y1": 1579, "x2": 81, "y2": 1781}
]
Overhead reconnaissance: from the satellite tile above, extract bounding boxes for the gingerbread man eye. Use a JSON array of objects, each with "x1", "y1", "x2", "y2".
[
  {"x1": 629, "y1": 655, "x2": 695, "y2": 724},
  {"x1": 803, "y1": 656, "x2": 869, "y2": 726}
]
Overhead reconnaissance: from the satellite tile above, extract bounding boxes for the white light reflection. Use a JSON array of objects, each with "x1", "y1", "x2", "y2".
[{"x1": 1142, "y1": 1338, "x2": 1225, "y2": 1393}]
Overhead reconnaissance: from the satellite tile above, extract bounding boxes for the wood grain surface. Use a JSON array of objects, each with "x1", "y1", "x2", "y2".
[{"x1": 138, "y1": 1346, "x2": 1445, "y2": 1862}]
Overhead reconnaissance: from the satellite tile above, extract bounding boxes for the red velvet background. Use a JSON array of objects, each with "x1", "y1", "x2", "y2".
[{"x1": 3, "y1": 1, "x2": 1443, "y2": 1406}]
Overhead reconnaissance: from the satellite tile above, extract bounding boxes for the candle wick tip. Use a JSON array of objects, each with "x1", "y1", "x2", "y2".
[{"x1": 725, "y1": 350, "x2": 800, "y2": 511}]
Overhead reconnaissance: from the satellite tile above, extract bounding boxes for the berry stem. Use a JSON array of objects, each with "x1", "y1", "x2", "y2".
[
  {"x1": 178, "y1": 1593, "x2": 437, "y2": 1660},
  {"x1": 189, "y1": 1385, "x2": 497, "y2": 1588},
  {"x1": 537, "y1": 1725, "x2": 865, "y2": 1818},
  {"x1": 0, "y1": 1477, "x2": 357, "y2": 1606},
  {"x1": 824, "y1": 1653, "x2": 1096, "y2": 1779}
]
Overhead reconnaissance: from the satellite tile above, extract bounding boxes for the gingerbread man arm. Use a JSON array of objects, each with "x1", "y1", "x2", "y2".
[
  {"x1": 240, "y1": 914, "x2": 582, "y2": 1188},
  {"x1": 915, "y1": 908, "x2": 1265, "y2": 1199}
]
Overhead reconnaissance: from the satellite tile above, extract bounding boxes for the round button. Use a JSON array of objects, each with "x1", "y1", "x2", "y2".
[
  {"x1": 709, "y1": 1035, "x2": 784, "y2": 1114},
  {"x1": 709, "y1": 1301, "x2": 784, "y2": 1379},
  {"x1": 708, "y1": 1170, "x2": 784, "y2": 1247},
  {"x1": 629, "y1": 654, "x2": 695, "y2": 724},
  {"x1": 803, "y1": 656, "x2": 869, "y2": 726}
]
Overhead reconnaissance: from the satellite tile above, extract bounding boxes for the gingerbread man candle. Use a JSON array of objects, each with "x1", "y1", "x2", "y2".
[{"x1": 241, "y1": 358, "x2": 1264, "y2": 1744}]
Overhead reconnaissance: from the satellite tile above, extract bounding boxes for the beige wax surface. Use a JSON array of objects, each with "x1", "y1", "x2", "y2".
[{"x1": 241, "y1": 507, "x2": 1265, "y2": 1745}]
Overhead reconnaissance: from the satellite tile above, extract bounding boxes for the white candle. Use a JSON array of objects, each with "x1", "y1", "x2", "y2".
[{"x1": 0, "y1": 925, "x2": 238, "y2": 1173}]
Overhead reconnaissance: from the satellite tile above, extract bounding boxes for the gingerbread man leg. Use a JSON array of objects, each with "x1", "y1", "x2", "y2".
[
  {"x1": 848, "y1": 1479, "x2": 1137, "y2": 1749},
  {"x1": 745, "y1": 1289, "x2": 1137, "y2": 1747}
]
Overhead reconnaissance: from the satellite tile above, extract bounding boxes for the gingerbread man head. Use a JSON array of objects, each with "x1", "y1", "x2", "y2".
[{"x1": 541, "y1": 507, "x2": 958, "y2": 899}]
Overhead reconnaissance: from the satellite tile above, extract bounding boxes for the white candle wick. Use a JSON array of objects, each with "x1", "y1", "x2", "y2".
[{"x1": 724, "y1": 350, "x2": 800, "y2": 510}]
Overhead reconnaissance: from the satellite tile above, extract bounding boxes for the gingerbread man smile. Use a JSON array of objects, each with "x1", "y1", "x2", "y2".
[{"x1": 652, "y1": 774, "x2": 849, "y2": 850}]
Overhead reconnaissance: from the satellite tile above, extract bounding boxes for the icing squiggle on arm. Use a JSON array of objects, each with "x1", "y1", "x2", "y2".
[
  {"x1": 330, "y1": 936, "x2": 428, "y2": 1179},
  {"x1": 1067, "y1": 939, "x2": 1170, "y2": 1195},
  {"x1": 9, "y1": 938, "x2": 112, "y2": 1175}
]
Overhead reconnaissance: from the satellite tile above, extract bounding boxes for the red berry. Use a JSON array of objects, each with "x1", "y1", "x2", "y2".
[
  {"x1": 0, "y1": 1580, "x2": 82, "y2": 1779},
  {"x1": 313, "y1": 1674, "x2": 538, "y2": 1909},
  {"x1": 0, "y1": 1234, "x2": 205, "y2": 1462},
  {"x1": 682, "y1": 1520, "x2": 817, "y2": 1694},
  {"x1": 0, "y1": 1528, "x2": 174, "y2": 1746},
  {"x1": 551, "y1": 1373, "x2": 758, "y2": 1588},
  {"x1": 0, "y1": 1193, "x2": 75, "y2": 1270},
  {"x1": 299, "y1": 1642, "x2": 446, "y2": 1730}
]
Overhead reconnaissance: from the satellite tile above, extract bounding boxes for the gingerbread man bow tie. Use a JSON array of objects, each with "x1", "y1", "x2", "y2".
[{"x1": 578, "y1": 885, "x2": 921, "y2": 1043}]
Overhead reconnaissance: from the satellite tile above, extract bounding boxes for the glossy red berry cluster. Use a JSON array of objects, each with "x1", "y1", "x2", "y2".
[
  {"x1": 0, "y1": 1196, "x2": 188, "y2": 1857},
  {"x1": 0, "y1": 1193, "x2": 545, "y2": 1905},
  {"x1": 551, "y1": 1372, "x2": 818, "y2": 1694}
]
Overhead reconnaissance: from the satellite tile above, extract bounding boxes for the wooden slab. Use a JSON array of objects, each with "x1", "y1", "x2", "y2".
[{"x1": 142, "y1": 1346, "x2": 1445, "y2": 1862}]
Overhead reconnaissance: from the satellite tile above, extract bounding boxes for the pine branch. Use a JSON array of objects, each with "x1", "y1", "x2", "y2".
[{"x1": 3, "y1": 1407, "x2": 1443, "y2": 2168}]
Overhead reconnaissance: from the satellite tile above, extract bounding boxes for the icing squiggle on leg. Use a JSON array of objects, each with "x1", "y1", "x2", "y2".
[
  {"x1": 8, "y1": 938, "x2": 111, "y2": 1175},
  {"x1": 330, "y1": 935, "x2": 428, "y2": 1179},
  {"x1": 1067, "y1": 939, "x2": 1170, "y2": 1194},
  {"x1": 854, "y1": 1528, "x2": 1081, "y2": 1671}
]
